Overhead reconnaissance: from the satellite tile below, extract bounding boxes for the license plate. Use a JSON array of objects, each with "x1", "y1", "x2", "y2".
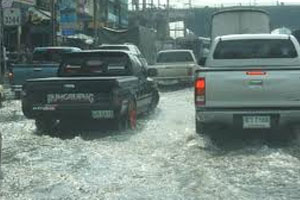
[
  {"x1": 243, "y1": 116, "x2": 271, "y2": 129},
  {"x1": 92, "y1": 110, "x2": 114, "y2": 119}
]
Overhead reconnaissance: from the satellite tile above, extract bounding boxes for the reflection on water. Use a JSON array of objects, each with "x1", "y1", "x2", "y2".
[{"x1": 1, "y1": 89, "x2": 300, "y2": 200}]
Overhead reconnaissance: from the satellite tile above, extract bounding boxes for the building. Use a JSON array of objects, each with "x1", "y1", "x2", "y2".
[{"x1": 59, "y1": 0, "x2": 129, "y2": 47}]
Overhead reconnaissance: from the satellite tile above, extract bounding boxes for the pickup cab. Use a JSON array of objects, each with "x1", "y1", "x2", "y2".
[
  {"x1": 9, "y1": 46, "x2": 81, "y2": 98},
  {"x1": 195, "y1": 34, "x2": 300, "y2": 135},
  {"x1": 148, "y1": 49, "x2": 200, "y2": 86},
  {"x1": 21, "y1": 50, "x2": 159, "y2": 132}
]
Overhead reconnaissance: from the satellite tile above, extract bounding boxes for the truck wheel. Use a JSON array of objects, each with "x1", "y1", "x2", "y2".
[
  {"x1": 35, "y1": 118, "x2": 57, "y2": 134},
  {"x1": 149, "y1": 91, "x2": 159, "y2": 111},
  {"x1": 127, "y1": 100, "x2": 137, "y2": 130},
  {"x1": 196, "y1": 121, "x2": 205, "y2": 134},
  {"x1": 196, "y1": 121, "x2": 213, "y2": 135}
]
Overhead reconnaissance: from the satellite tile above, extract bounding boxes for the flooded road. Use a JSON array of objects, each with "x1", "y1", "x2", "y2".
[{"x1": 1, "y1": 88, "x2": 300, "y2": 200}]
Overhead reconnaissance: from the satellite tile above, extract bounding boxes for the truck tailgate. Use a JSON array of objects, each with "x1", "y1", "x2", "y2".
[
  {"x1": 203, "y1": 68, "x2": 300, "y2": 108},
  {"x1": 24, "y1": 76, "x2": 137, "y2": 106},
  {"x1": 154, "y1": 63, "x2": 195, "y2": 77}
]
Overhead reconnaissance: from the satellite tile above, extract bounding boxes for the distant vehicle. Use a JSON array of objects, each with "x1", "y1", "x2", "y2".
[
  {"x1": 22, "y1": 50, "x2": 159, "y2": 133},
  {"x1": 148, "y1": 49, "x2": 200, "y2": 86},
  {"x1": 211, "y1": 8, "x2": 270, "y2": 41},
  {"x1": 96, "y1": 43, "x2": 148, "y2": 67},
  {"x1": 0, "y1": 84, "x2": 4, "y2": 107},
  {"x1": 195, "y1": 34, "x2": 300, "y2": 135},
  {"x1": 9, "y1": 46, "x2": 81, "y2": 98}
]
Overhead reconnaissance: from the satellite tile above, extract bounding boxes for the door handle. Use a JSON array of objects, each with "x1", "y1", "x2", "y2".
[{"x1": 33, "y1": 68, "x2": 42, "y2": 71}]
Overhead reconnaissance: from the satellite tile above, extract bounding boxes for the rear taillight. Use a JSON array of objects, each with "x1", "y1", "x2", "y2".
[
  {"x1": 8, "y1": 72, "x2": 14, "y2": 82},
  {"x1": 246, "y1": 71, "x2": 266, "y2": 76},
  {"x1": 195, "y1": 78, "x2": 205, "y2": 106}
]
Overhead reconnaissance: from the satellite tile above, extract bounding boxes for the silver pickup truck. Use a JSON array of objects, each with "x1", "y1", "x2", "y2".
[
  {"x1": 195, "y1": 34, "x2": 300, "y2": 135},
  {"x1": 149, "y1": 49, "x2": 200, "y2": 86}
]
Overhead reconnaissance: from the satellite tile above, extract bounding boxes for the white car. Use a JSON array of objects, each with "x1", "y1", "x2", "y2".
[
  {"x1": 149, "y1": 49, "x2": 200, "y2": 86},
  {"x1": 97, "y1": 43, "x2": 148, "y2": 67},
  {"x1": 195, "y1": 34, "x2": 300, "y2": 135},
  {"x1": 0, "y1": 84, "x2": 4, "y2": 107}
]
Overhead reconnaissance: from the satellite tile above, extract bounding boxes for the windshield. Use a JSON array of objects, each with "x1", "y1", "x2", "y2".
[
  {"x1": 97, "y1": 46, "x2": 130, "y2": 51},
  {"x1": 60, "y1": 53, "x2": 131, "y2": 76},
  {"x1": 157, "y1": 51, "x2": 194, "y2": 63},
  {"x1": 32, "y1": 49, "x2": 79, "y2": 63},
  {"x1": 213, "y1": 39, "x2": 298, "y2": 59}
]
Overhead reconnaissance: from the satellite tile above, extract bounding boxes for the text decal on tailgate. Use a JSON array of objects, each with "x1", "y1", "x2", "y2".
[{"x1": 47, "y1": 93, "x2": 95, "y2": 104}]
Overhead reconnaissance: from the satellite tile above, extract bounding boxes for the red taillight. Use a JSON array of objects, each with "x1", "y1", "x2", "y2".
[
  {"x1": 8, "y1": 72, "x2": 14, "y2": 81},
  {"x1": 195, "y1": 78, "x2": 205, "y2": 106},
  {"x1": 246, "y1": 71, "x2": 266, "y2": 76}
]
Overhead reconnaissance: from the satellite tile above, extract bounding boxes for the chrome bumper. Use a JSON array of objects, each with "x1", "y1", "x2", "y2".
[{"x1": 196, "y1": 108, "x2": 300, "y2": 127}]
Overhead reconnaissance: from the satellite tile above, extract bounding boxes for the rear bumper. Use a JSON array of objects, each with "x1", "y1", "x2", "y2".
[
  {"x1": 196, "y1": 107, "x2": 300, "y2": 128},
  {"x1": 22, "y1": 102, "x2": 128, "y2": 120}
]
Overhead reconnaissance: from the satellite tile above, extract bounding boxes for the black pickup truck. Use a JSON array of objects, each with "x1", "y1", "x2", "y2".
[{"x1": 21, "y1": 50, "x2": 159, "y2": 132}]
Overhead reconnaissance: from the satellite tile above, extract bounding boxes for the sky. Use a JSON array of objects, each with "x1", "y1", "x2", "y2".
[{"x1": 150, "y1": 0, "x2": 300, "y2": 8}]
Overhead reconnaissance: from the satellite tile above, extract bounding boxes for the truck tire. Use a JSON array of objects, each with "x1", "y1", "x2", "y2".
[
  {"x1": 196, "y1": 121, "x2": 214, "y2": 135},
  {"x1": 113, "y1": 99, "x2": 137, "y2": 131},
  {"x1": 127, "y1": 100, "x2": 137, "y2": 130},
  {"x1": 35, "y1": 118, "x2": 57, "y2": 134},
  {"x1": 196, "y1": 121, "x2": 205, "y2": 134},
  {"x1": 149, "y1": 90, "x2": 159, "y2": 112}
]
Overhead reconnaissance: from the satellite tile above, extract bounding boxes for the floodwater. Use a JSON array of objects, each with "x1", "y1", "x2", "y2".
[{"x1": 1, "y1": 88, "x2": 300, "y2": 200}]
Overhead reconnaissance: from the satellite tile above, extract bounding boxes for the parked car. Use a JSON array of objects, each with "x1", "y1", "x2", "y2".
[
  {"x1": 21, "y1": 50, "x2": 159, "y2": 133},
  {"x1": 148, "y1": 49, "x2": 200, "y2": 86},
  {"x1": 195, "y1": 34, "x2": 300, "y2": 135},
  {"x1": 0, "y1": 84, "x2": 4, "y2": 107},
  {"x1": 9, "y1": 46, "x2": 81, "y2": 98},
  {"x1": 96, "y1": 43, "x2": 148, "y2": 67}
]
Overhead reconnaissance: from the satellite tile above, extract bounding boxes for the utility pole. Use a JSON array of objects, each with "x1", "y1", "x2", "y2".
[
  {"x1": 51, "y1": 0, "x2": 56, "y2": 46},
  {"x1": 94, "y1": 0, "x2": 97, "y2": 45},
  {"x1": 0, "y1": 0, "x2": 2, "y2": 82}
]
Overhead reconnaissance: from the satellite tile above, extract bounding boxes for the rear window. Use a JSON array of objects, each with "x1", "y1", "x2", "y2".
[
  {"x1": 97, "y1": 46, "x2": 129, "y2": 51},
  {"x1": 32, "y1": 48, "x2": 79, "y2": 63},
  {"x1": 157, "y1": 51, "x2": 194, "y2": 63},
  {"x1": 59, "y1": 53, "x2": 131, "y2": 77},
  {"x1": 213, "y1": 39, "x2": 298, "y2": 59}
]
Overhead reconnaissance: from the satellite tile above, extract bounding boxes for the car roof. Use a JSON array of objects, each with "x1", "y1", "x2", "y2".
[
  {"x1": 218, "y1": 34, "x2": 290, "y2": 41},
  {"x1": 158, "y1": 49, "x2": 193, "y2": 53},
  {"x1": 34, "y1": 47, "x2": 81, "y2": 52},
  {"x1": 64, "y1": 49, "x2": 132, "y2": 56}
]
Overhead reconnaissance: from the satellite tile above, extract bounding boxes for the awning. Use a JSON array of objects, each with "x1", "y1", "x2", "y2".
[
  {"x1": 66, "y1": 33, "x2": 94, "y2": 45},
  {"x1": 28, "y1": 7, "x2": 51, "y2": 24}
]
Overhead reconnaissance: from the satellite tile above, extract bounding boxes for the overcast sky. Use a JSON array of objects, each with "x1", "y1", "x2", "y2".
[{"x1": 153, "y1": 0, "x2": 300, "y2": 8}]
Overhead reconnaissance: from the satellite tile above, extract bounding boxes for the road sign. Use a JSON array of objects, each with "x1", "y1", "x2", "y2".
[
  {"x1": 3, "y1": 8, "x2": 21, "y2": 26},
  {"x1": 2, "y1": 0, "x2": 14, "y2": 8}
]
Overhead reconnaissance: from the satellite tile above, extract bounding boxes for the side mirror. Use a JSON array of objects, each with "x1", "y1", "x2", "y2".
[
  {"x1": 198, "y1": 57, "x2": 207, "y2": 66},
  {"x1": 147, "y1": 68, "x2": 157, "y2": 77}
]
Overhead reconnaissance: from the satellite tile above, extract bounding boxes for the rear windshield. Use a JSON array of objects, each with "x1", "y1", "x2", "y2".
[
  {"x1": 32, "y1": 49, "x2": 79, "y2": 63},
  {"x1": 59, "y1": 53, "x2": 131, "y2": 77},
  {"x1": 213, "y1": 39, "x2": 298, "y2": 59},
  {"x1": 157, "y1": 51, "x2": 194, "y2": 63},
  {"x1": 97, "y1": 46, "x2": 129, "y2": 51}
]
